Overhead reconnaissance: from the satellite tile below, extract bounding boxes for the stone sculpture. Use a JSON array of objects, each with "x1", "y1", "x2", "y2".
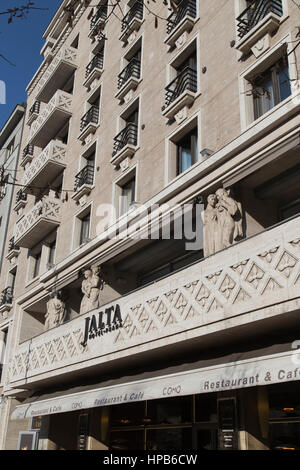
[
  {"x1": 45, "y1": 291, "x2": 66, "y2": 331},
  {"x1": 80, "y1": 265, "x2": 103, "y2": 314},
  {"x1": 203, "y1": 188, "x2": 243, "y2": 256}
]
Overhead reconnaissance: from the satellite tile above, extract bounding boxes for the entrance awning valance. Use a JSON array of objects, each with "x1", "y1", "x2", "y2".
[{"x1": 11, "y1": 341, "x2": 300, "y2": 420}]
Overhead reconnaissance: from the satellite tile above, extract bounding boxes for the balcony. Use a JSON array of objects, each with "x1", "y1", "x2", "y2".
[
  {"x1": 72, "y1": 164, "x2": 95, "y2": 202},
  {"x1": 8, "y1": 215, "x2": 300, "y2": 386},
  {"x1": 14, "y1": 195, "x2": 61, "y2": 249},
  {"x1": 6, "y1": 238, "x2": 20, "y2": 264},
  {"x1": 89, "y1": 4, "x2": 108, "y2": 38},
  {"x1": 20, "y1": 144, "x2": 34, "y2": 168},
  {"x1": 0, "y1": 287, "x2": 13, "y2": 317},
  {"x1": 111, "y1": 123, "x2": 138, "y2": 167},
  {"x1": 14, "y1": 190, "x2": 27, "y2": 214},
  {"x1": 22, "y1": 141, "x2": 67, "y2": 194},
  {"x1": 162, "y1": 66, "x2": 197, "y2": 120},
  {"x1": 35, "y1": 46, "x2": 77, "y2": 102},
  {"x1": 115, "y1": 58, "x2": 141, "y2": 102},
  {"x1": 119, "y1": 1, "x2": 143, "y2": 44},
  {"x1": 78, "y1": 106, "x2": 99, "y2": 142},
  {"x1": 27, "y1": 101, "x2": 40, "y2": 126},
  {"x1": 29, "y1": 90, "x2": 72, "y2": 147},
  {"x1": 165, "y1": 0, "x2": 197, "y2": 48},
  {"x1": 83, "y1": 52, "x2": 104, "y2": 89},
  {"x1": 236, "y1": 0, "x2": 283, "y2": 54}
]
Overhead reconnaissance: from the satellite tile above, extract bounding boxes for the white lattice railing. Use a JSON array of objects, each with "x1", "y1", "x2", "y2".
[
  {"x1": 36, "y1": 45, "x2": 77, "y2": 96},
  {"x1": 14, "y1": 196, "x2": 61, "y2": 245},
  {"x1": 9, "y1": 216, "x2": 300, "y2": 384},
  {"x1": 29, "y1": 90, "x2": 72, "y2": 143},
  {"x1": 22, "y1": 141, "x2": 67, "y2": 188}
]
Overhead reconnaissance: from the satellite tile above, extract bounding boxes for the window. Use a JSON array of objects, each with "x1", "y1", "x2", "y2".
[
  {"x1": 80, "y1": 212, "x2": 91, "y2": 245},
  {"x1": 250, "y1": 56, "x2": 291, "y2": 119},
  {"x1": 120, "y1": 177, "x2": 136, "y2": 215},
  {"x1": 176, "y1": 127, "x2": 198, "y2": 175},
  {"x1": 6, "y1": 138, "x2": 15, "y2": 160},
  {"x1": 33, "y1": 251, "x2": 41, "y2": 278},
  {"x1": 165, "y1": 49, "x2": 197, "y2": 109},
  {"x1": 47, "y1": 240, "x2": 56, "y2": 266}
]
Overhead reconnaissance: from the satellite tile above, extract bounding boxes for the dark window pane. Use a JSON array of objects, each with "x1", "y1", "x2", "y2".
[
  {"x1": 110, "y1": 402, "x2": 145, "y2": 427},
  {"x1": 109, "y1": 430, "x2": 144, "y2": 450},
  {"x1": 279, "y1": 66, "x2": 291, "y2": 102},
  {"x1": 195, "y1": 393, "x2": 218, "y2": 422},
  {"x1": 269, "y1": 423, "x2": 300, "y2": 450},
  {"x1": 147, "y1": 396, "x2": 193, "y2": 425},
  {"x1": 146, "y1": 428, "x2": 192, "y2": 450}
]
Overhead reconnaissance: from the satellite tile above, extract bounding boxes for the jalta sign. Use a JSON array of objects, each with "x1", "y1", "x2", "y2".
[{"x1": 81, "y1": 304, "x2": 123, "y2": 347}]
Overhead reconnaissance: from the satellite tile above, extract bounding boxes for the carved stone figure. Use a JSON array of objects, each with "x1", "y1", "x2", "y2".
[
  {"x1": 45, "y1": 291, "x2": 66, "y2": 331},
  {"x1": 203, "y1": 194, "x2": 219, "y2": 257},
  {"x1": 203, "y1": 189, "x2": 243, "y2": 256},
  {"x1": 80, "y1": 266, "x2": 103, "y2": 314}
]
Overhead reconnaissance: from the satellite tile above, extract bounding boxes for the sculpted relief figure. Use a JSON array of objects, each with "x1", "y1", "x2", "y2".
[
  {"x1": 45, "y1": 291, "x2": 66, "y2": 331},
  {"x1": 203, "y1": 189, "x2": 243, "y2": 257},
  {"x1": 80, "y1": 265, "x2": 103, "y2": 314}
]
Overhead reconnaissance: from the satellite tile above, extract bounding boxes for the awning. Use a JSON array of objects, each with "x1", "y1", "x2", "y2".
[{"x1": 11, "y1": 341, "x2": 300, "y2": 420}]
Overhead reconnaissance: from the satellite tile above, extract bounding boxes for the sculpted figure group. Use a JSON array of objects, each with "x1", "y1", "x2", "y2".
[
  {"x1": 203, "y1": 188, "x2": 243, "y2": 257},
  {"x1": 45, "y1": 265, "x2": 104, "y2": 330}
]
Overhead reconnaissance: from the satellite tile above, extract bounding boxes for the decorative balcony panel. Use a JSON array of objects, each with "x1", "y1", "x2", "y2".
[
  {"x1": 21, "y1": 144, "x2": 34, "y2": 168},
  {"x1": 163, "y1": 66, "x2": 197, "y2": 120},
  {"x1": 120, "y1": 1, "x2": 143, "y2": 43},
  {"x1": 111, "y1": 123, "x2": 138, "y2": 167},
  {"x1": 9, "y1": 216, "x2": 300, "y2": 386},
  {"x1": 116, "y1": 58, "x2": 141, "y2": 101},
  {"x1": 84, "y1": 52, "x2": 104, "y2": 89},
  {"x1": 165, "y1": 0, "x2": 197, "y2": 48},
  {"x1": 29, "y1": 90, "x2": 72, "y2": 147},
  {"x1": 236, "y1": 0, "x2": 283, "y2": 53},
  {"x1": 78, "y1": 106, "x2": 99, "y2": 142},
  {"x1": 72, "y1": 164, "x2": 95, "y2": 202},
  {"x1": 27, "y1": 101, "x2": 40, "y2": 126},
  {"x1": 14, "y1": 196, "x2": 61, "y2": 249},
  {"x1": 36, "y1": 46, "x2": 77, "y2": 102},
  {"x1": 22, "y1": 141, "x2": 67, "y2": 194}
]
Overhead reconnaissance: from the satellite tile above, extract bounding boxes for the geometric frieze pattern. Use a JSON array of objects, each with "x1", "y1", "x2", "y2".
[
  {"x1": 37, "y1": 46, "x2": 77, "y2": 95},
  {"x1": 22, "y1": 141, "x2": 67, "y2": 187},
  {"x1": 114, "y1": 238, "x2": 300, "y2": 344},
  {"x1": 9, "y1": 228, "x2": 300, "y2": 382},
  {"x1": 9, "y1": 329, "x2": 87, "y2": 381}
]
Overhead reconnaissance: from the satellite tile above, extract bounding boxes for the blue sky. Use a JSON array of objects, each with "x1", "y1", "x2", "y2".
[{"x1": 0, "y1": 0, "x2": 62, "y2": 129}]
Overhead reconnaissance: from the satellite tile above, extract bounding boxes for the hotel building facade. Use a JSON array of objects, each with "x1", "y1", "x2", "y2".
[{"x1": 0, "y1": 0, "x2": 300, "y2": 450}]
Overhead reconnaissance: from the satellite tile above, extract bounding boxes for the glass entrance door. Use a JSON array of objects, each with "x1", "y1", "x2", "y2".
[{"x1": 192, "y1": 424, "x2": 218, "y2": 450}]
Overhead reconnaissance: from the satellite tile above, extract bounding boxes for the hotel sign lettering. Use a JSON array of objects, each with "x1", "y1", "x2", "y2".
[{"x1": 81, "y1": 304, "x2": 123, "y2": 347}]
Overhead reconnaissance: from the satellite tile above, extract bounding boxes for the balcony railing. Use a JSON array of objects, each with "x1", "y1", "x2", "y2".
[
  {"x1": 74, "y1": 164, "x2": 95, "y2": 193},
  {"x1": 0, "y1": 287, "x2": 13, "y2": 308},
  {"x1": 121, "y1": 1, "x2": 143, "y2": 33},
  {"x1": 86, "y1": 52, "x2": 104, "y2": 78},
  {"x1": 112, "y1": 123, "x2": 138, "y2": 157},
  {"x1": 165, "y1": 66, "x2": 197, "y2": 108},
  {"x1": 14, "y1": 195, "x2": 61, "y2": 249},
  {"x1": 90, "y1": 4, "x2": 108, "y2": 30},
  {"x1": 118, "y1": 58, "x2": 141, "y2": 90},
  {"x1": 8, "y1": 237, "x2": 20, "y2": 254},
  {"x1": 29, "y1": 101, "x2": 40, "y2": 117},
  {"x1": 80, "y1": 106, "x2": 99, "y2": 133},
  {"x1": 22, "y1": 144, "x2": 34, "y2": 161},
  {"x1": 237, "y1": 0, "x2": 283, "y2": 39},
  {"x1": 15, "y1": 190, "x2": 27, "y2": 205},
  {"x1": 166, "y1": 0, "x2": 197, "y2": 35},
  {"x1": 8, "y1": 215, "x2": 300, "y2": 386}
]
